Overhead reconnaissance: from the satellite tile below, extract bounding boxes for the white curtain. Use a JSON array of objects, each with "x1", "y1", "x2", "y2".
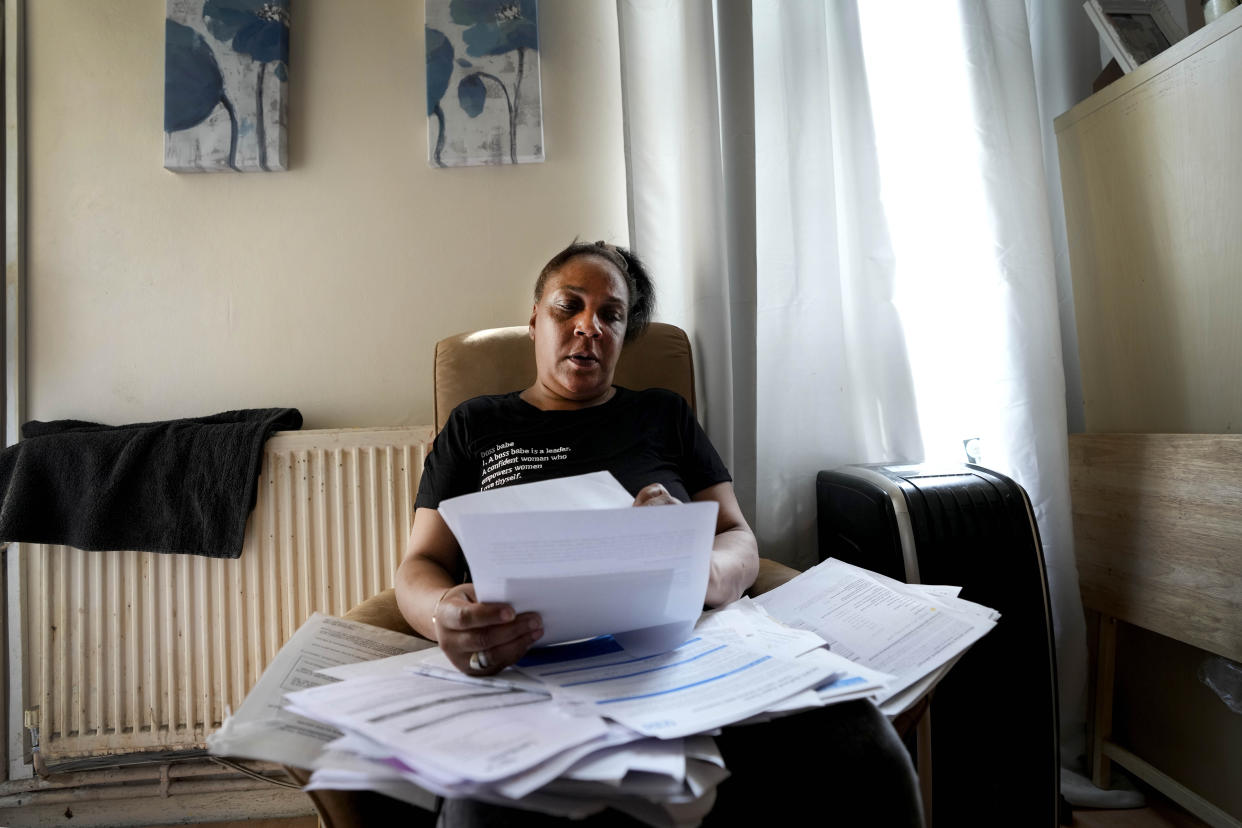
[
  {"x1": 853, "y1": 0, "x2": 1090, "y2": 770},
  {"x1": 617, "y1": 0, "x2": 1087, "y2": 769},
  {"x1": 616, "y1": 1, "x2": 758, "y2": 519},
  {"x1": 618, "y1": 1, "x2": 922, "y2": 571},
  {"x1": 750, "y1": 4, "x2": 924, "y2": 571}
]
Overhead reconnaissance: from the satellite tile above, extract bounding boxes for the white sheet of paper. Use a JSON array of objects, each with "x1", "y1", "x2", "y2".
[
  {"x1": 320, "y1": 722, "x2": 684, "y2": 808},
  {"x1": 313, "y1": 741, "x2": 483, "y2": 802},
  {"x1": 285, "y1": 672, "x2": 610, "y2": 784},
  {"x1": 438, "y1": 471, "x2": 633, "y2": 522},
  {"x1": 306, "y1": 749, "x2": 440, "y2": 811},
  {"x1": 517, "y1": 635, "x2": 837, "y2": 739},
  {"x1": 695, "y1": 598, "x2": 830, "y2": 659},
  {"x1": 439, "y1": 473, "x2": 717, "y2": 655},
  {"x1": 491, "y1": 723, "x2": 641, "y2": 800},
  {"x1": 862, "y1": 568, "x2": 1001, "y2": 622},
  {"x1": 405, "y1": 647, "x2": 552, "y2": 693},
  {"x1": 206, "y1": 612, "x2": 432, "y2": 768},
  {"x1": 754, "y1": 558, "x2": 996, "y2": 702},
  {"x1": 877, "y1": 651, "x2": 967, "y2": 716},
  {"x1": 318, "y1": 649, "x2": 435, "y2": 681},
  {"x1": 322, "y1": 646, "x2": 552, "y2": 697},
  {"x1": 564, "y1": 736, "x2": 688, "y2": 784},
  {"x1": 733, "y1": 645, "x2": 894, "y2": 722},
  {"x1": 692, "y1": 600, "x2": 894, "y2": 711},
  {"x1": 684, "y1": 759, "x2": 730, "y2": 801}
]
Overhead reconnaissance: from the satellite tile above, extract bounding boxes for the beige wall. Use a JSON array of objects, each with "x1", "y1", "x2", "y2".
[{"x1": 25, "y1": 0, "x2": 627, "y2": 430}]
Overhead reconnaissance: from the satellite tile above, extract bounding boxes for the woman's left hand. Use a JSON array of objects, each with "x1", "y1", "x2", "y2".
[
  {"x1": 633, "y1": 483, "x2": 681, "y2": 507},
  {"x1": 632, "y1": 481, "x2": 760, "y2": 608}
]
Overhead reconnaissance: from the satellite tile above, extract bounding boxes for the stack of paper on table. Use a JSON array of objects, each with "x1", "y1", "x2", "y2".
[
  {"x1": 277, "y1": 605, "x2": 865, "y2": 824},
  {"x1": 208, "y1": 472, "x2": 998, "y2": 825},
  {"x1": 753, "y1": 557, "x2": 1000, "y2": 716}
]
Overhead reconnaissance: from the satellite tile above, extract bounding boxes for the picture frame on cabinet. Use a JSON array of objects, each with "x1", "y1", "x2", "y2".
[{"x1": 1083, "y1": 0, "x2": 1186, "y2": 72}]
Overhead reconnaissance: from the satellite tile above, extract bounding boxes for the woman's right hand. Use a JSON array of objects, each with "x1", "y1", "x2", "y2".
[{"x1": 432, "y1": 583, "x2": 544, "y2": 676}]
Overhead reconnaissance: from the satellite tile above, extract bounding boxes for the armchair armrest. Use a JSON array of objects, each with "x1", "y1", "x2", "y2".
[
  {"x1": 343, "y1": 588, "x2": 421, "y2": 639},
  {"x1": 747, "y1": 557, "x2": 800, "y2": 597}
]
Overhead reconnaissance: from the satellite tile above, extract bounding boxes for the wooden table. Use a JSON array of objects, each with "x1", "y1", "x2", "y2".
[{"x1": 1070, "y1": 434, "x2": 1242, "y2": 828}]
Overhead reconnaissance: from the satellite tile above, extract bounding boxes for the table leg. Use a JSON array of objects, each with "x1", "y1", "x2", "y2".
[
  {"x1": 917, "y1": 707, "x2": 933, "y2": 827},
  {"x1": 1092, "y1": 615, "x2": 1117, "y2": 789}
]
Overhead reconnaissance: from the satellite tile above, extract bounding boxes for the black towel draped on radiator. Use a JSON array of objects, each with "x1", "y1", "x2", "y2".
[{"x1": 0, "y1": 407, "x2": 302, "y2": 558}]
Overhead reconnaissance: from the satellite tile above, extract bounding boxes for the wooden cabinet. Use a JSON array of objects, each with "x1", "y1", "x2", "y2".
[
  {"x1": 1057, "y1": 13, "x2": 1242, "y2": 827},
  {"x1": 1056, "y1": 12, "x2": 1242, "y2": 434}
]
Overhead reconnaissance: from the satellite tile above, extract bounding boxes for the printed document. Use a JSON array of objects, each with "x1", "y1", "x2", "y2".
[
  {"x1": 206, "y1": 612, "x2": 432, "y2": 768},
  {"x1": 284, "y1": 671, "x2": 610, "y2": 784},
  {"x1": 754, "y1": 558, "x2": 996, "y2": 705},
  {"x1": 514, "y1": 634, "x2": 839, "y2": 738},
  {"x1": 438, "y1": 472, "x2": 717, "y2": 655}
]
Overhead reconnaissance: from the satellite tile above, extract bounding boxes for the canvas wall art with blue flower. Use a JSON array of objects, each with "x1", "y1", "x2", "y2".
[
  {"x1": 165, "y1": 0, "x2": 290, "y2": 172},
  {"x1": 426, "y1": 0, "x2": 544, "y2": 167}
]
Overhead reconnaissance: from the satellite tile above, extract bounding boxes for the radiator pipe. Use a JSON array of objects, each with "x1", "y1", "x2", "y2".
[
  {"x1": 0, "y1": 775, "x2": 292, "y2": 808},
  {"x1": 0, "y1": 758, "x2": 290, "y2": 795}
]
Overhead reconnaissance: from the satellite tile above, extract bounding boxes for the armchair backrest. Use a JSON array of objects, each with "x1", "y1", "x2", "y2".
[{"x1": 433, "y1": 322, "x2": 696, "y2": 432}]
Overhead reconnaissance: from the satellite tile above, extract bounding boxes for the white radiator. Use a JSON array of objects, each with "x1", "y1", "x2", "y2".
[{"x1": 10, "y1": 426, "x2": 432, "y2": 769}]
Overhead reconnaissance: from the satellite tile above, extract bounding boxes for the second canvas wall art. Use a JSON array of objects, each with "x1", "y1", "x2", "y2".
[
  {"x1": 164, "y1": 0, "x2": 290, "y2": 172},
  {"x1": 426, "y1": 0, "x2": 545, "y2": 168}
]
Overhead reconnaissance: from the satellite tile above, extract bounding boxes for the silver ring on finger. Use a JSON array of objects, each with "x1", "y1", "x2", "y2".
[{"x1": 469, "y1": 651, "x2": 490, "y2": 672}]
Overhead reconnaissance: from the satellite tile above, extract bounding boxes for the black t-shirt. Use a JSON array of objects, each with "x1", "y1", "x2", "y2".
[{"x1": 414, "y1": 386, "x2": 731, "y2": 508}]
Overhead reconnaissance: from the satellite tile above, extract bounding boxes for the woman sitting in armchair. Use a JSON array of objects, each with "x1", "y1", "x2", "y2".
[{"x1": 394, "y1": 241, "x2": 922, "y2": 827}]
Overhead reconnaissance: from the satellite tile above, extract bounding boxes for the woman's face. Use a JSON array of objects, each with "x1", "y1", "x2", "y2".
[{"x1": 527, "y1": 254, "x2": 630, "y2": 409}]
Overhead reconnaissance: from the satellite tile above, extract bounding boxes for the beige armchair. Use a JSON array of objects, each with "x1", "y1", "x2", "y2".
[{"x1": 432, "y1": 322, "x2": 697, "y2": 431}]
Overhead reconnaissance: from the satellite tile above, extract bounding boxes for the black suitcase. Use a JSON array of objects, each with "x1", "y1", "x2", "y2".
[{"x1": 816, "y1": 463, "x2": 1060, "y2": 828}]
